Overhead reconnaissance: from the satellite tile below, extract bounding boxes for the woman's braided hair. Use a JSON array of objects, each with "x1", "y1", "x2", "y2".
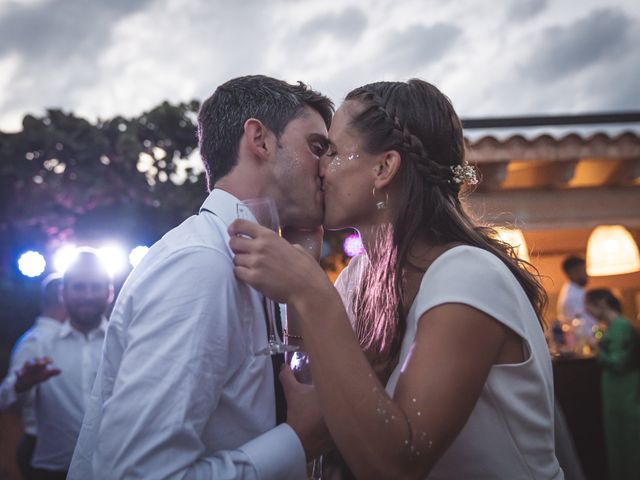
[{"x1": 346, "y1": 80, "x2": 546, "y2": 377}]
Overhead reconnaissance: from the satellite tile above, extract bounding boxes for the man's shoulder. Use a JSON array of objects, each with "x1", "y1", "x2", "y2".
[
  {"x1": 159, "y1": 212, "x2": 230, "y2": 254},
  {"x1": 11, "y1": 320, "x2": 59, "y2": 358},
  {"x1": 116, "y1": 220, "x2": 236, "y2": 304}
]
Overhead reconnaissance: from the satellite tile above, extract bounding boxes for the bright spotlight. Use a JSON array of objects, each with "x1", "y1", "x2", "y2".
[
  {"x1": 53, "y1": 245, "x2": 78, "y2": 273},
  {"x1": 18, "y1": 251, "x2": 46, "y2": 277},
  {"x1": 343, "y1": 233, "x2": 365, "y2": 258},
  {"x1": 129, "y1": 246, "x2": 150, "y2": 268},
  {"x1": 98, "y1": 245, "x2": 128, "y2": 276}
]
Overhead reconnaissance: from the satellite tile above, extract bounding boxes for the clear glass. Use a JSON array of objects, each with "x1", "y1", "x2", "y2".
[
  {"x1": 236, "y1": 197, "x2": 298, "y2": 356},
  {"x1": 289, "y1": 350, "x2": 323, "y2": 479}
]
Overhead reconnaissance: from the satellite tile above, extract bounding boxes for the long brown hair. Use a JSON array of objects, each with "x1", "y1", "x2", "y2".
[{"x1": 347, "y1": 80, "x2": 547, "y2": 373}]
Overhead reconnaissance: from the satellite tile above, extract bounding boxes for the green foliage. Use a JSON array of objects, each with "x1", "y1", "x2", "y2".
[{"x1": 0, "y1": 101, "x2": 207, "y2": 276}]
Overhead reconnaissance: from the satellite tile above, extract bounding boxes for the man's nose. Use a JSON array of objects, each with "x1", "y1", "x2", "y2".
[{"x1": 318, "y1": 153, "x2": 329, "y2": 177}]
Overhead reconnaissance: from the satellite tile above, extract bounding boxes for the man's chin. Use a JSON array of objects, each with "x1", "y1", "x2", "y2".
[{"x1": 71, "y1": 315, "x2": 102, "y2": 328}]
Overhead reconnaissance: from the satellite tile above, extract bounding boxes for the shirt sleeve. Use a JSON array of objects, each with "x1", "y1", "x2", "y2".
[
  {"x1": 0, "y1": 329, "x2": 40, "y2": 411},
  {"x1": 412, "y1": 248, "x2": 527, "y2": 338},
  {"x1": 84, "y1": 246, "x2": 305, "y2": 480}
]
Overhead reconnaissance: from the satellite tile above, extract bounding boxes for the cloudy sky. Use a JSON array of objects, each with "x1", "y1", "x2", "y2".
[{"x1": 0, "y1": 0, "x2": 638, "y2": 133}]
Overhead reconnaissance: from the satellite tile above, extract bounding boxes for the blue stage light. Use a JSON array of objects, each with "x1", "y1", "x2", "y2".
[{"x1": 18, "y1": 251, "x2": 47, "y2": 277}]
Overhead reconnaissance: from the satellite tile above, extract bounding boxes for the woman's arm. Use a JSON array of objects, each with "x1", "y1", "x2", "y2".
[
  {"x1": 290, "y1": 290, "x2": 507, "y2": 479},
  {"x1": 229, "y1": 220, "x2": 509, "y2": 479}
]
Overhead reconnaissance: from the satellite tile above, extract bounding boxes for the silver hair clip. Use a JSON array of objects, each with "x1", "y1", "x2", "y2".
[{"x1": 450, "y1": 163, "x2": 478, "y2": 185}]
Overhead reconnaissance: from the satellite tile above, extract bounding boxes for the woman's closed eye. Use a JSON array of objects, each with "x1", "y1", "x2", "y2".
[{"x1": 325, "y1": 148, "x2": 337, "y2": 159}]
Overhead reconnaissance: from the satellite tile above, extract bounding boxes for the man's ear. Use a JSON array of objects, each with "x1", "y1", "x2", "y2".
[
  {"x1": 243, "y1": 118, "x2": 272, "y2": 162},
  {"x1": 373, "y1": 150, "x2": 402, "y2": 189}
]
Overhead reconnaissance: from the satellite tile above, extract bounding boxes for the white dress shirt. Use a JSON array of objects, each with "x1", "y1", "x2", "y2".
[
  {"x1": 7, "y1": 317, "x2": 106, "y2": 470},
  {"x1": 0, "y1": 316, "x2": 62, "y2": 435},
  {"x1": 68, "y1": 189, "x2": 306, "y2": 480},
  {"x1": 557, "y1": 281, "x2": 597, "y2": 328}
]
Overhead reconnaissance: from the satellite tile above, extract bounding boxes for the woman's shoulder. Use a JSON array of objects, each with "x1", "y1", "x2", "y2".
[
  {"x1": 413, "y1": 245, "x2": 525, "y2": 318},
  {"x1": 425, "y1": 245, "x2": 513, "y2": 285}
]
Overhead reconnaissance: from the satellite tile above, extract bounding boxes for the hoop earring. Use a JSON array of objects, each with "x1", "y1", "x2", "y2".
[{"x1": 372, "y1": 186, "x2": 388, "y2": 210}]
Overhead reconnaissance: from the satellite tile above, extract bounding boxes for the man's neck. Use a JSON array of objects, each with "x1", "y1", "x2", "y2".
[
  {"x1": 70, "y1": 319, "x2": 101, "y2": 336},
  {"x1": 214, "y1": 168, "x2": 266, "y2": 201}
]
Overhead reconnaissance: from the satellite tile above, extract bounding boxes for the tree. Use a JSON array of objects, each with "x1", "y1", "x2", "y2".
[
  {"x1": 0, "y1": 101, "x2": 207, "y2": 357},
  {"x1": 0, "y1": 101, "x2": 206, "y2": 275},
  {"x1": 0, "y1": 100, "x2": 352, "y2": 367}
]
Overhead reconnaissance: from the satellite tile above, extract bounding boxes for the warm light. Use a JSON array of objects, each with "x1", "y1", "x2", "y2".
[
  {"x1": 53, "y1": 245, "x2": 78, "y2": 273},
  {"x1": 18, "y1": 251, "x2": 46, "y2": 277},
  {"x1": 98, "y1": 245, "x2": 128, "y2": 276},
  {"x1": 494, "y1": 227, "x2": 530, "y2": 262},
  {"x1": 343, "y1": 233, "x2": 365, "y2": 258},
  {"x1": 129, "y1": 246, "x2": 150, "y2": 268},
  {"x1": 586, "y1": 225, "x2": 640, "y2": 276}
]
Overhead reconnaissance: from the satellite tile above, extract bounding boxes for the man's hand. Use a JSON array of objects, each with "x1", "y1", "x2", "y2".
[
  {"x1": 14, "y1": 357, "x2": 61, "y2": 393},
  {"x1": 280, "y1": 366, "x2": 333, "y2": 460},
  {"x1": 282, "y1": 226, "x2": 324, "y2": 262}
]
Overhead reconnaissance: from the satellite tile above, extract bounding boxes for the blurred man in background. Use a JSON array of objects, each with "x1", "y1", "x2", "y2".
[
  {"x1": 1, "y1": 250, "x2": 112, "y2": 479},
  {"x1": 0, "y1": 274, "x2": 66, "y2": 479},
  {"x1": 557, "y1": 255, "x2": 597, "y2": 330}
]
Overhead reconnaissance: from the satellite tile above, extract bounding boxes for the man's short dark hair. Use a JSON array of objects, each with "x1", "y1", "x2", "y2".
[
  {"x1": 585, "y1": 288, "x2": 622, "y2": 314},
  {"x1": 63, "y1": 249, "x2": 111, "y2": 287},
  {"x1": 562, "y1": 255, "x2": 585, "y2": 274},
  {"x1": 197, "y1": 75, "x2": 334, "y2": 191}
]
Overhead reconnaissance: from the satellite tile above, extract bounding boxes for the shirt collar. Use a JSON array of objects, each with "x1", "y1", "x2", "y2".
[
  {"x1": 199, "y1": 189, "x2": 243, "y2": 228},
  {"x1": 35, "y1": 316, "x2": 63, "y2": 328},
  {"x1": 59, "y1": 317, "x2": 108, "y2": 339}
]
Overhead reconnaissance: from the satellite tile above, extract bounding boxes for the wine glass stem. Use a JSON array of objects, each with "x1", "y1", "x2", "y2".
[
  {"x1": 311, "y1": 455, "x2": 323, "y2": 479},
  {"x1": 265, "y1": 298, "x2": 281, "y2": 344}
]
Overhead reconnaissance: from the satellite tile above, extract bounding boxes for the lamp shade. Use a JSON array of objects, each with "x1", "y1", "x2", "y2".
[
  {"x1": 495, "y1": 227, "x2": 530, "y2": 262},
  {"x1": 586, "y1": 225, "x2": 640, "y2": 276}
]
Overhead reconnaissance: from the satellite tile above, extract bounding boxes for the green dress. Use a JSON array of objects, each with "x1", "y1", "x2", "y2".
[{"x1": 598, "y1": 315, "x2": 640, "y2": 480}]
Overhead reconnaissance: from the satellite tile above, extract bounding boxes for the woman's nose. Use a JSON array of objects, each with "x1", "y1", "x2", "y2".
[{"x1": 319, "y1": 153, "x2": 329, "y2": 177}]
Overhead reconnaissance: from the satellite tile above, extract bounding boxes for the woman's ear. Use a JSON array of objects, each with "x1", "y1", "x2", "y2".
[
  {"x1": 373, "y1": 150, "x2": 401, "y2": 189},
  {"x1": 243, "y1": 118, "x2": 272, "y2": 162}
]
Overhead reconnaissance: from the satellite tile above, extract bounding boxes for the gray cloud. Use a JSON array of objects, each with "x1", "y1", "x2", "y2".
[
  {"x1": 0, "y1": 0, "x2": 277, "y2": 130},
  {"x1": 0, "y1": 0, "x2": 637, "y2": 132},
  {"x1": 381, "y1": 23, "x2": 461, "y2": 73},
  {"x1": 522, "y1": 8, "x2": 632, "y2": 82},
  {"x1": 299, "y1": 6, "x2": 368, "y2": 43},
  {"x1": 0, "y1": 0, "x2": 154, "y2": 60},
  {"x1": 0, "y1": 0, "x2": 156, "y2": 128},
  {"x1": 506, "y1": 0, "x2": 548, "y2": 22}
]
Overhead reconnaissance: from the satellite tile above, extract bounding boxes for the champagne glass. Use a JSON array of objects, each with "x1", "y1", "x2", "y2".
[
  {"x1": 236, "y1": 197, "x2": 298, "y2": 356},
  {"x1": 289, "y1": 350, "x2": 323, "y2": 479}
]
